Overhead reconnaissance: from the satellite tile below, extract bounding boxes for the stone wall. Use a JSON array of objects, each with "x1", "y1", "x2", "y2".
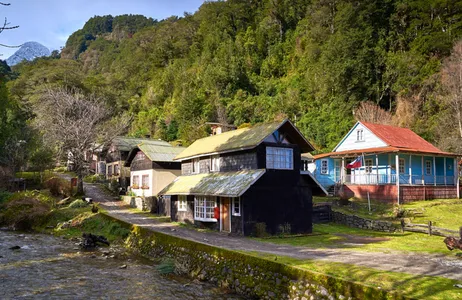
[
  {"x1": 103, "y1": 215, "x2": 408, "y2": 300},
  {"x1": 121, "y1": 196, "x2": 156, "y2": 212},
  {"x1": 332, "y1": 211, "x2": 398, "y2": 232}
]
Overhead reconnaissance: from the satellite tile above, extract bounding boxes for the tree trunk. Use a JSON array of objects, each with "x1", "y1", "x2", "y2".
[{"x1": 77, "y1": 173, "x2": 84, "y2": 195}]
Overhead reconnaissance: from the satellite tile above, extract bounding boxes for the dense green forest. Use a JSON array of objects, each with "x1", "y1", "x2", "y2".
[{"x1": 3, "y1": 0, "x2": 462, "y2": 170}]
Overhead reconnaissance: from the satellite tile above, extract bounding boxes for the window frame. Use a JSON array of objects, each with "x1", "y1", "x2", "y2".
[
  {"x1": 399, "y1": 158, "x2": 405, "y2": 174},
  {"x1": 194, "y1": 196, "x2": 217, "y2": 222},
  {"x1": 141, "y1": 174, "x2": 149, "y2": 189},
  {"x1": 107, "y1": 165, "x2": 113, "y2": 176},
  {"x1": 365, "y1": 159, "x2": 373, "y2": 173},
  {"x1": 211, "y1": 155, "x2": 220, "y2": 172},
  {"x1": 320, "y1": 159, "x2": 328, "y2": 174},
  {"x1": 114, "y1": 164, "x2": 119, "y2": 175},
  {"x1": 425, "y1": 160, "x2": 432, "y2": 175},
  {"x1": 192, "y1": 158, "x2": 200, "y2": 174},
  {"x1": 356, "y1": 129, "x2": 364, "y2": 142},
  {"x1": 232, "y1": 197, "x2": 241, "y2": 216},
  {"x1": 132, "y1": 175, "x2": 140, "y2": 189},
  {"x1": 178, "y1": 195, "x2": 187, "y2": 212},
  {"x1": 266, "y1": 147, "x2": 293, "y2": 170}
]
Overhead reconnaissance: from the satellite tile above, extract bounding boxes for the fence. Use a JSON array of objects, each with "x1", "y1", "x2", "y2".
[
  {"x1": 342, "y1": 174, "x2": 456, "y2": 186},
  {"x1": 401, "y1": 220, "x2": 462, "y2": 238}
]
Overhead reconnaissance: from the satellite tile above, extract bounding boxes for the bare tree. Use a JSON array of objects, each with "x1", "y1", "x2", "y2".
[
  {"x1": 441, "y1": 40, "x2": 462, "y2": 139},
  {"x1": 353, "y1": 101, "x2": 392, "y2": 125},
  {"x1": 32, "y1": 88, "x2": 131, "y2": 194},
  {"x1": 0, "y1": 2, "x2": 20, "y2": 50}
]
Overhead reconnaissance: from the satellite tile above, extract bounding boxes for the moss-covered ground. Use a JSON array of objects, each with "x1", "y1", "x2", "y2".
[{"x1": 242, "y1": 251, "x2": 462, "y2": 300}]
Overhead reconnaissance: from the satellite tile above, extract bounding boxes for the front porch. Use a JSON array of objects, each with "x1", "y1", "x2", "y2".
[{"x1": 312, "y1": 152, "x2": 460, "y2": 203}]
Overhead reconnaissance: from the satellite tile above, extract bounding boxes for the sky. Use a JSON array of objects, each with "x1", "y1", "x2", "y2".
[{"x1": 0, "y1": 0, "x2": 207, "y2": 58}]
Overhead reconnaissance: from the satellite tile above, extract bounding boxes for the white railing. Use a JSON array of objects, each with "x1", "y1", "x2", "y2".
[{"x1": 342, "y1": 174, "x2": 456, "y2": 186}]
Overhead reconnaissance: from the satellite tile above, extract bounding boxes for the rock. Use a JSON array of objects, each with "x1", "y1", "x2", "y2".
[
  {"x1": 454, "y1": 284, "x2": 462, "y2": 288},
  {"x1": 9, "y1": 245, "x2": 21, "y2": 250},
  {"x1": 80, "y1": 233, "x2": 110, "y2": 249},
  {"x1": 119, "y1": 264, "x2": 127, "y2": 269},
  {"x1": 171, "y1": 228, "x2": 176, "y2": 232}
]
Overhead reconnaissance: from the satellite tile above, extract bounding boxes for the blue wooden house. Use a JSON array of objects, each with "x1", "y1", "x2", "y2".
[{"x1": 309, "y1": 121, "x2": 460, "y2": 204}]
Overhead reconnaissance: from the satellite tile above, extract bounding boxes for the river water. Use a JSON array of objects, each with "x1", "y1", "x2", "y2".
[{"x1": 0, "y1": 230, "x2": 243, "y2": 299}]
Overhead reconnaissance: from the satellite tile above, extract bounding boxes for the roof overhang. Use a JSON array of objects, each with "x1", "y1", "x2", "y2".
[
  {"x1": 158, "y1": 169, "x2": 266, "y2": 197},
  {"x1": 301, "y1": 171, "x2": 328, "y2": 196}
]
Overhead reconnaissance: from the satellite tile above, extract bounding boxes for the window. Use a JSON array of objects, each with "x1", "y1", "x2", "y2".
[
  {"x1": 320, "y1": 160, "x2": 328, "y2": 174},
  {"x1": 142, "y1": 174, "x2": 149, "y2": 189},
  {"x1": 132, "y1": 175, "x2": 140, "y2": 189},
  {"x1": 192, "y1": 158, "x2": 200, "y2": 174},
  {"x1": 426, "y1": 161, "x2": 432, "y2": 175},
  {"x1": 356, "y1": 129, "x2": 364, "y2": 141},
  {"x1": 114, "y1": 164, "x2": 119, "y2": 175},
  {"x1": 107, "y1": 165, "x2": 113, "y2": 176},
  {"x1": 194, "y1": 196, "x2": 217, "y2": 221},
  {"x1": 178, "y1": 195, "x2": 187, "y2": 212},
  {"x1": 232, "y1": 198, "x2": 241, "y2": 216},
  {"x1": 365, "y1": 159, "x2": 373, "y2": 173},
  {"x1": 211, "y1": 155, "x2": 220, "y2": 172},
  {"x1": 399, "y1": 158, "x2": 405, "y2": 174},
  {"x1": 266, "y1": 147, "x2": 293, "y2": 170}
]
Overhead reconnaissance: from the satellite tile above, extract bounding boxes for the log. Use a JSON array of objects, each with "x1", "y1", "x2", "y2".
[{"x1": 444, "y1": 237, "x2": 462, "y2": 251}]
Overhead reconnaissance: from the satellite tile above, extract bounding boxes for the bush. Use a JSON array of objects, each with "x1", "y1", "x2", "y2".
[
  {"x1": 255, "y1": 222, "x2": 268, "y2": 237},
  {"x1": 69, "y1": 199, "x2": 88, "y2": 208},
  {"x1": 0, "y1": 190, "x2": 11, "y2": 206},
  {"x1": 83, "y1": 174, "x2": 105, "y2": 183},
  {"x1": 45, "y1": 177, "x2": 73, "y2": 197},
  {"x1": 53, "y1": 166, "x2": 67, "y2": 173},
  {"x1": 0, "y1": 196, "x2": 50, "y2": 230}
]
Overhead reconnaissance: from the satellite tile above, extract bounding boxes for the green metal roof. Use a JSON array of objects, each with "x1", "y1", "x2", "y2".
[
  {"x1": 138, "y1": 143, "x2": 186, "y2": 162},
  {"x1": 112, "y1": 137, "x2": 171, "y2": 152},
  {"x1": 175, "y1": 122, "x2": 283, "y2": 160},
  {"x1": 158, "y1": 169, "x2": 266, "y2": 197}
]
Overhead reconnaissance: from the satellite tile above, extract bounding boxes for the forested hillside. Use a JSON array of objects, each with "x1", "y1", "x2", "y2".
[{"x1": 5, "y1": 0, "x2": 462, "y2": 157}]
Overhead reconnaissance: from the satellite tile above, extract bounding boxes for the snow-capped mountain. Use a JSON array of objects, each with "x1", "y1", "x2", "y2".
[{"x1": 6, "y1": 41, "x2": 50, "y2": 66}]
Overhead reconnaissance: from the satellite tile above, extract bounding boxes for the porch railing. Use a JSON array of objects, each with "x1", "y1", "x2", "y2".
[{"x1": 342, "y1": 174, "x2": 456, "y2": 186}]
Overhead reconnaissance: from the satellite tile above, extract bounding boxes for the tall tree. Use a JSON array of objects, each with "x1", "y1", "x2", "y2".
[{"x1": 32, "y1": 88, "x2": 130, "y2": 194}]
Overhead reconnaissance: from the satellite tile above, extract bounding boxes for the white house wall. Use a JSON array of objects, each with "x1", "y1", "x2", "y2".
[
  {"x1": 335, "y1": 123, "x2": 387, "y2": 152},
  {"x1": 131, "y1": 169, "x2": 155, "y2": 197}
]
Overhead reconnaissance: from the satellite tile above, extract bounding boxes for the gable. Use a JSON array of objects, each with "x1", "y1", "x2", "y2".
[{"x1": 334, "y1": 122, "x2": 387, "y2": 152}]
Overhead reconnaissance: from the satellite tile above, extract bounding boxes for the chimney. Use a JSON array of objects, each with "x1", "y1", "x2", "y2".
[{"x1": 206, "y1": 122, "x2": 237, "y2": 136}]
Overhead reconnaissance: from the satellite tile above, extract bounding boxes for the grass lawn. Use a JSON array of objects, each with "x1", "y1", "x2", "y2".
[
  {"x1": 257, "y1": 223, "x2": 454, "y2": 255},
  {"x1": 243, "y1": 251, "x2": 462, "y2": 300},
  {"x1": 402, "y1": 199, "x2": 462, "y2": 230}
]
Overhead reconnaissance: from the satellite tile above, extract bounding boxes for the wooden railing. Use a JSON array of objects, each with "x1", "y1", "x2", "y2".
[{"x1": 401, "y1": 220, "x2": 462, "y2": 238}]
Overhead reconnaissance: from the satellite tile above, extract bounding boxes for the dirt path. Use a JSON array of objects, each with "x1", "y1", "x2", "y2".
[{"x1": 84, "y1": 183, "x2": 462, "y2": 282}]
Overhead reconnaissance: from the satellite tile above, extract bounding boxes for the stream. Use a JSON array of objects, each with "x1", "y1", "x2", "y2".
[{"x1": 0, "y1": 230, "x2": 244, "y2": 299}]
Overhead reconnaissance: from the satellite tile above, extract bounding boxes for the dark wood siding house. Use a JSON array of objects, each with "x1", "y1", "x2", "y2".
[
  {"x1": 104, "y1": 137, "x2": 173, "y2": 189},
  {"x1": 159, "y1": 120, "x2": 327, "y2": 236}
]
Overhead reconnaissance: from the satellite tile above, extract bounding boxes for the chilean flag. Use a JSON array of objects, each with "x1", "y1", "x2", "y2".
[{"x1": 346, "y1": 156, "x2": 362, "y2": 169}]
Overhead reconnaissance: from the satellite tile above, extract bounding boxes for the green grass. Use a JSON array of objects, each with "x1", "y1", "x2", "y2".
[
  {"x1": 242, "y1": 251, "x2": 462, "y2": 300},
  {"x1": 402, "y1": 199, "x2": 462, "y2": 230},
  {"x1": 257, "y1": 223, "x2": 453, "y2": 255}
]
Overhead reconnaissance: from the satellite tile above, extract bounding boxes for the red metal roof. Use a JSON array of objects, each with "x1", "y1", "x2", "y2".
[{"x1": 361, "y1": 122, "x2": 443, "y2": 153}]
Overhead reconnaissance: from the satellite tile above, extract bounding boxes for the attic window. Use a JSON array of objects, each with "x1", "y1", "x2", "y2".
[
  {"x1": 266, "y1": 147, "x2": 293, "y2": 170},
  {"x1": 356, "y1": 129, "x2": 364, "y2": 142}
]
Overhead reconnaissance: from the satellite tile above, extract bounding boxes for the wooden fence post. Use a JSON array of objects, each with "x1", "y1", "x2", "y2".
[
  {"x1": 459, "y1": 226, "x2": 462, "y2": 240},
  {"x1": 428, "y1": 221, "x2": 432, "y2": 236}
]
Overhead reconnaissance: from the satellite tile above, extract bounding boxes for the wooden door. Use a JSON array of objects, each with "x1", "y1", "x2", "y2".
[{"x1": 221, "y1": 198, "x2": 230, "y2": 232}]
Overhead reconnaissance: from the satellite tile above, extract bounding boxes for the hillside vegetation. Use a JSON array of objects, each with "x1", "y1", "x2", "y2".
[{"x1": 4, "y1": 0, "x2": 462, "y2": 159}]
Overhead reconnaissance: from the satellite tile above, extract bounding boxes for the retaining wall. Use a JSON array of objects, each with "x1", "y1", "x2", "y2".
[
  {"x1": 332, "y1": 211, "x2": 398, "y2": 232},
  {"x1": 101, "y1": 213, "x2": 407, "y2": 300}
]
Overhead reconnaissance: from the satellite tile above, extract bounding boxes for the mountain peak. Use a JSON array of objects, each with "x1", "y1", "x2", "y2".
[{"x1": 6, "y1": 41, "x2": 50, "y2": 66}]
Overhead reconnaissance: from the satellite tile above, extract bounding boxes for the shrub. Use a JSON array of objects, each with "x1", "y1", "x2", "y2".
[
  {"x1": 0, "y1": 196, "x2": 50, "y2": 230},
  {"x1": 45, "y1": 177, "x2": 73, "y2": 197},
  {"x1": 255, "y1": 222, "x2": 268, "y2": 237},
  {"x1": 83, "y1": 174, "x2": 105, "y2": 183},
  {"x1": 69, "y1": 199, "x2": 88, "y2": 208},
  {"x1": 0, "y1": 190, "x2": 11, "y2": 206},
  {"x1": 53, "y1": 166, "x2": 67, "y2": 173}
]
